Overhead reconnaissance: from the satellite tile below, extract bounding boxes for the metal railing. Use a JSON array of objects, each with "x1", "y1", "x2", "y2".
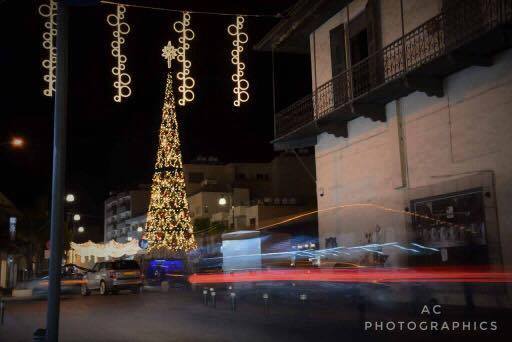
[{"x1": 275, "y1": 0, "x2": 512, "y2": 139}]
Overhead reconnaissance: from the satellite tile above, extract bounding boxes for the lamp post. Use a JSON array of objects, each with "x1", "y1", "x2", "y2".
[{"x1": 46, "y1": 1, "x2": 69, "y2": 340}]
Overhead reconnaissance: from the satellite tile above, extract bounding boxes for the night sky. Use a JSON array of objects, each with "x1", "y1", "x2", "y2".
[{"x1": 0, "y1": 0, "x2": 310, "y2": 239}]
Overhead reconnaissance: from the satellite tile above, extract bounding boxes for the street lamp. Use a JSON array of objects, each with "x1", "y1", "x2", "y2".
[
  {"x1": 73, "y1": 214, "x2": 81, "y2": 221},
  {"x1": 137, "y1": 226, "x2": 143, "y2": 233},
  {"x1": 1, "y1": 136, "x2": 25, "y2": 148},
  {"x1": 218, "y1": 195, "x2": 235, "y2": 230},
  {"x1": 218, "y1": 197, "x2": 227, "y2": 206},
  {"x1": 10, "y1": 137, "x2": 24, "y2": 148},
  {"x1": 65, "y1": 194, "x2": 75, "y2": 203},
  {"x1": 77, "y1": 226, "x2": 85, "y2": 233}
]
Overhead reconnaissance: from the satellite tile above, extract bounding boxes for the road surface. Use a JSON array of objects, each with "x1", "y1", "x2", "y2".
[{"x1": 1, "y1": 286, "x2": 511, "y2": 341}]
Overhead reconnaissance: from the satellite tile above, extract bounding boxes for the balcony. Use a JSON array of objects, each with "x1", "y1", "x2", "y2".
[{"x1": 274, "y1": 0, "x2": 512, "y2": 149}]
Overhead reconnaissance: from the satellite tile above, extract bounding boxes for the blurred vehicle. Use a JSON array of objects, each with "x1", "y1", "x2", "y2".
[
  {"x1": 81, "y1": 260, "x2": 143, "y2": 296},
  {"x1": 28, "y1": 264, "x2": 89, "y2": 296},
  {"x1": 144, "y1": 258, "x2": 189, "y2": 287}
]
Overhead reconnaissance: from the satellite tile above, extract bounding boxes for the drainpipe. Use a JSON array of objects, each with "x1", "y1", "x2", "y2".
[
  {"x1": 400, "y1": 0, "x2": 407, "y2": 72},
  {"x1": 271, "y1": 46, "x2": 277, "y2": 139},
  {"x1": 345, "y1": 4, "x2": 353, "y2": 99}
]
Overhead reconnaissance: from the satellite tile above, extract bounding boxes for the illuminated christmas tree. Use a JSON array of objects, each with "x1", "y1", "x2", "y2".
[{"x1": 145, "y1": 72, "x2": 196, "y2": 255}]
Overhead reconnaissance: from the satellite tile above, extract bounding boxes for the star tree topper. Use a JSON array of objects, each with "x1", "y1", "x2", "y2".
[{"x1": 162, "y1": 41, "x2": 178, "y2": 69}]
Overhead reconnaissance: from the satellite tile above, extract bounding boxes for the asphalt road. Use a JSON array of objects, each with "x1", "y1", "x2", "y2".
[{"x1": 1, "y1": 286, "x2": 511, "y2": 342}]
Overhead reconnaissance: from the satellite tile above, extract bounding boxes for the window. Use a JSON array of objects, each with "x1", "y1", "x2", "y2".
[
  {"x1": 188, "y1": 172, "x2": 204, "y2": 183},
  {"x1": 410, "y1": 188, "x2": 488, "y2": 266},
  {"x1": 249, "y1": 218, "x2": 256, "y2": 228},
  {"x1": 328, "y1": 1, "x2": 382, "y2": 97},
  {"x1": 325, "y1": 237, "x2": 338, "y2": 249},
  {"x1": 256, "y1": 173, "x2": 269, "y2": 181},
  {"x1": 235, "y1": 173, "x2": 246, "y2": 180},
  {"x1": 112, "y1": 260, "x2": 140, "y2": 270},
  {"x1": 350, "y1": 15, "x2": 369, "y2": 65},
  {"x1": 330, "y1": 16, "x2": 368, "y2": 70}
]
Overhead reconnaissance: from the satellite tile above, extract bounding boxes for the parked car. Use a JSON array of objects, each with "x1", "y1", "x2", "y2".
[{"x1": 81, "y1": 260, "x2": 143, "y2": 296}]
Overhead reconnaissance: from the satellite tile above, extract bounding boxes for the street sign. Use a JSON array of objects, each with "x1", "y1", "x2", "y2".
[
  {"x1": 9, "y1": 217, "x2": 16, "y2": 241},
  {"x1": 139, "y1": 239, "x2": 148, "y2": 249}
]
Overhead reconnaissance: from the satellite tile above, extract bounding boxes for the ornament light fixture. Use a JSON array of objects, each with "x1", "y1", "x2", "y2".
[
  {"x1": 38, "y1": 0, "x2": 58, "y2": 97},
  {"x1": 228, "y1": 16, "x2": 249, "y2": 107},
  {"x1": 107, "y1": 4, "x2": 132, "y2": 103},
  {"x1": 173, "y1": 12, "x2": 195, "y2": 106}
]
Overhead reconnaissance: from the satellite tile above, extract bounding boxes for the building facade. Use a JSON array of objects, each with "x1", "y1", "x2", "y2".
[
  {"x1": 257, "y1": 0, "x2": 512, "y2": 279},
  {"x1": 186, "y1": 152, "x2": 316, "y2": 228},
  {"x1": 104, "y1": 186, "x2": 150, "y2": 242}
]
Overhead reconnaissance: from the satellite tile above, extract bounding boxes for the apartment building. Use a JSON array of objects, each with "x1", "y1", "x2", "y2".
[
  {"x1": 256, "y1": 0, "x2": 512, "y2": 278},
  {"x1": 186, "y1": 152, "x2": 316, "y2": 228},
  {"x1": 103, "y1": 186, "x2": 150, "y2": 242}
]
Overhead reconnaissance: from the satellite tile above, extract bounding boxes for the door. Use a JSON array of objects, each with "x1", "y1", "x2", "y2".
[{"x1": 328, "y1": 24, "x2": 350, "y2": 112}]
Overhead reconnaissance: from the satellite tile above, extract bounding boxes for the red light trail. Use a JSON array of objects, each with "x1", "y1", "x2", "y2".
[{"x1": 188, "y1": 267, "x2": 512, "y2": 285}]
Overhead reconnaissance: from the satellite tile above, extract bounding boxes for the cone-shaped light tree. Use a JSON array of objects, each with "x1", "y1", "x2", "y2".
[{"x1": 145, "y1": 72, "x2": 196, "y2": 254}]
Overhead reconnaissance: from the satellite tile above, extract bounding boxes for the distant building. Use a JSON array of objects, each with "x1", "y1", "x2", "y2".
[
  {"x1": 104, "y1": 186, "x2": 150, "y2": 242},
  {"x1": 104, "y1": 152, "x2": 317, "y2": 246}
]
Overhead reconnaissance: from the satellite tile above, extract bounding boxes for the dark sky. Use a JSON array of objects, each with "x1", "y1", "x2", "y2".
[{"x1": 0, "y1": 0, "x2": 310, "y2": 239}]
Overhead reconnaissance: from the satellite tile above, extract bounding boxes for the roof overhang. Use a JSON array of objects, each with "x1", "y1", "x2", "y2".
[{"x1": 254, "y1": 0, "x2": 350, "y2": 53}]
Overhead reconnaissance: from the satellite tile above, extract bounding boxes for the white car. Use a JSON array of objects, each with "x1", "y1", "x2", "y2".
[{"x1": 81, "y1": 260, "x2": 143, "y2": 296}]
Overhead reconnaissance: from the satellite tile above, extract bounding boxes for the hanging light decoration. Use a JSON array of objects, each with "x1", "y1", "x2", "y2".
[
  {"x1": 173, "y1": 12, "x2": 195, "y2": 106},
  {"x1": 107, "y1": 4, "x2": 132, "y2": 103},
  {"x1": 228, "y1": 15, "x2": 249, "y2": 107},
  {"x1": 162, "y1": 41, "x2": 178, "y2": 70},
  {"x1": 38, "y1": 0, "x2": 57, "y2": 97}
]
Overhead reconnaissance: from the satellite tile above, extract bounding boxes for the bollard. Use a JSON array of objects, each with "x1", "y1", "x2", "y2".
[
  {"x1": 299, "y1": 293, "x2": 307, "y2": 305},
  {"x1": 209, "y1": 288, "x2": 215, "y2": 306},
  {"x1": 262, "y1": 293, "x2": 269, "y2": 314},
  {"x1": 32, "y1": 328, "x2": 46, "y2": 341},
  {"x1": 33, "y1": 328, "x2": 46, "y2": 341},
  {"x1": 230, "y1": 292, "x2": 236, "y2": 312},
  {"x1": 211, "y1": 290, "x2": 216, "y2": 308},
  {"x1": 0, "y1": 300, "x2": 4, "y2": 325},
  {"x1": 202, "y1": 288, "x2": 208, "y2": 305}
]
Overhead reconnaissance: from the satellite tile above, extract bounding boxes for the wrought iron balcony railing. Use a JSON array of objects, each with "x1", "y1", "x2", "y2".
[{"x1": 275, "y1": 0, "x2": 512, "y2": 140}]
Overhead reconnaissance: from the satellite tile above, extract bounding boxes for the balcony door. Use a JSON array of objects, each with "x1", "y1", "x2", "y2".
[
  {"x1": 327, "y1": 0, "x2": 382, "y2": 113},
  {"x1": 328, "y1": 24, "x2": 350, "y2": 112}
]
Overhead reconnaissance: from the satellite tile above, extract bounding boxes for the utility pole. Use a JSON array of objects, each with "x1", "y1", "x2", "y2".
[{"x1": 46, "y1": 0, "x2": 69, "y2": 340}]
